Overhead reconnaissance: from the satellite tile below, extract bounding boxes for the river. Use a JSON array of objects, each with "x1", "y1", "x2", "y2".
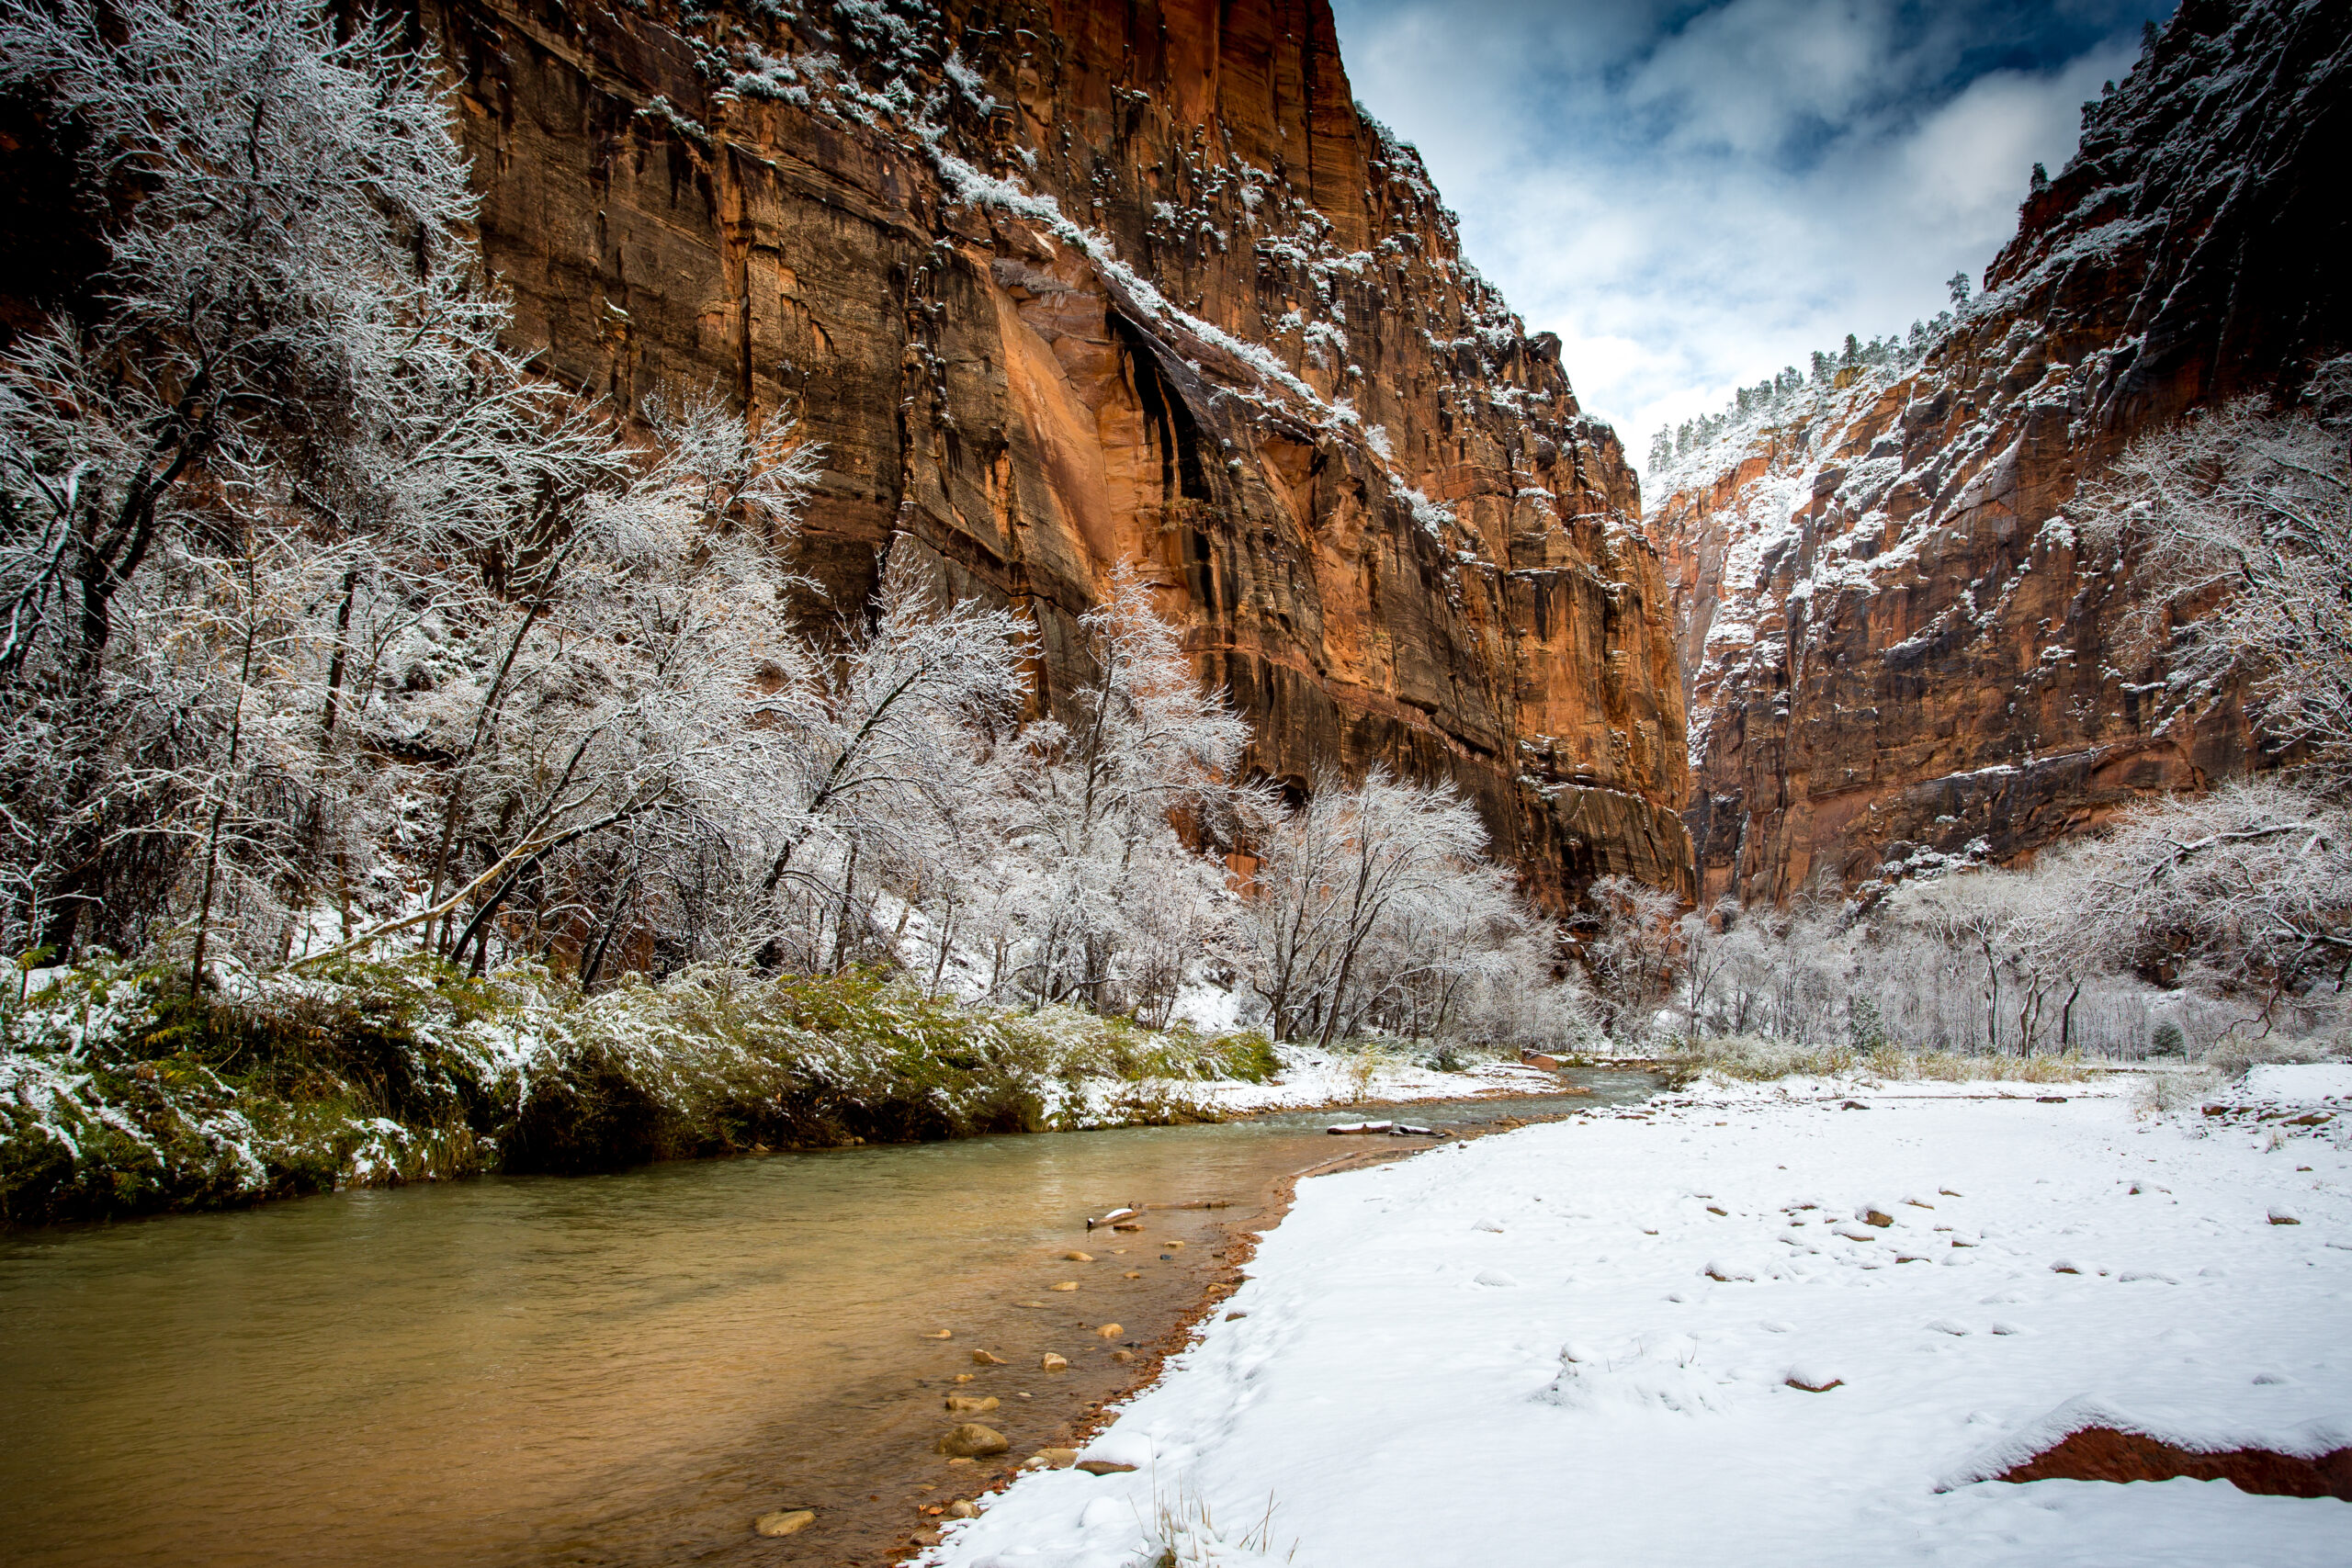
[{"x1": 0, "y1": 1077, "x2": 1656, "y2": 1568}]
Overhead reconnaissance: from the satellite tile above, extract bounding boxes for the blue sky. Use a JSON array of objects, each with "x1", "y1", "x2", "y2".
[{"x1": 1328, "y1": 0, "x2": 2175, "y2": 468}]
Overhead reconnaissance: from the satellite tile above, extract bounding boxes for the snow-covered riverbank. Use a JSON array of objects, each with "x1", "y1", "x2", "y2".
[
  {"x1": 925, "y1": 1067, "x2": 2352, "y2": 1567},
  {"x1": 1164, "y1": 1044, "x2": 1570, "y2": 1118}
]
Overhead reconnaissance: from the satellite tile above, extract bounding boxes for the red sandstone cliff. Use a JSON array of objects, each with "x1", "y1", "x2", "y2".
[
  {"x1": 416, "y1": 0, "x2": 1692, "y2": 901},
  {"x1": 1648, "y1": 0, "x2": 2351, "y2": 907}
]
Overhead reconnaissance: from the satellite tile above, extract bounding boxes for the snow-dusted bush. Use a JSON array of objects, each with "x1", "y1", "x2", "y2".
[
  {"x1": 1666, "y1": 1032, "x2": 2091, "y2": 1087},
  {"x1": 2133, "y1": 1066, "x2": 2221, "y2": 1115},
  {"x1": 0, "y1": 953, "x2": 1290, "y2": 1223},
  {"x1": 1243, "y1": 766, "x2": 1547, "y2": 1047},
  {"x1": 2081, "y1": 376, "x2": 2352, "y2": 790}
]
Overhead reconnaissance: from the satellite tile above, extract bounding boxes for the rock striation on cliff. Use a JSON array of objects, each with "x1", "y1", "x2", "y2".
[
  {"x1": 1646, "y1": 0, "x2": 2351, "y2": 908},
  {"x1": 415, "y1": 0, "x2": 1691, "y2": 901}
]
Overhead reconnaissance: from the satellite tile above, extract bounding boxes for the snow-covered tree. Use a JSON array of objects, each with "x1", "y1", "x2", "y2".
[
  {"x1": 746, "y1": 555, "x2": 1030, "y2": 974},
  {"x1": 0, "y1": 0, "x2": 826, "y2": 979},
  {"x1": 2064, "y1": 779, "x2": 2349, "y2": 1020},
  {"x1": 1247, "y1": 767, "x2": 1494, "y2": 1045},
  {"x1": 990, "y1": 566, "x2": 1253, "y2": 1011},
  {"x1": 1583, "y1": 874, "x2": 1682, "y2": 1042},
  {"x1": 2081, "y1": 378, "x2": 2352, "y2": 791}
]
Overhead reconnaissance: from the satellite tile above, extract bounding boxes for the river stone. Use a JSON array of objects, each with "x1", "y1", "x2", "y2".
[
  {"x1": 1095, "y1": 1323, "x2": 1122, "y2": 1338},
  {"x1": 1122, "y1": 1270, "x2": 1141, "y2": 1279},
  {"x1": 1110, "y1": 1349, "x2": 1135, "y2": 1363},
  {"x1": 924, "y1": 1328, "x2": 952, "y2": 1338},
  {"x1": 1040, "y1": 1352, "x2": 1069, "y2": 1371},
  {"x1": 944, "y1": 1394, "x2": 1000, "y2": 1413},
  {"x1": 946, "y1": 1499, "x2": 978, "y2": 1518},
  {"x1": 971, "y1": 1349, "x2": 1006, "y2": 1365},
  {"x1": 936, "y1": 1423, "x2": 1010, "y2": 1458},
  {"x1": 954, "y1": 1372, "x2": 976, "y2": 1382},
  {"x1": 753, "y1": 1509, "x2": 815, "y2": 1537},
  {"x1": 1028, "y1": 1448, "x2": 1080, "y2": 1469},
  {"x1": 1049, "y1": 1281, "x2": 1078, "y2": 1292},
  {"x1": 1077, "y1": 1459, "x2": 1138, "y2": 1475},
  {"x1": 1062, "y1": 1250, "x2": 1093, "y2": 1262}
]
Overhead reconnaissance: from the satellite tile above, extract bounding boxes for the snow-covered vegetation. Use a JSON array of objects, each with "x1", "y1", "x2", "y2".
[
  {"x1": 0, "y1": 0, "x2": 1576, "y2": 1222},
  {"x1": 1642, "y1": 287, "x2": 1963, "y2": 490},
  {"x1": 0, "y1": 953, "x2": 1296, "y2": 1223},
  {"x1": 1584, "y1": 774, "x2": 2346, "y2": 1067},
  {"x1": 2082, "y1": 380, "x2": 2352, "y2": 793}
]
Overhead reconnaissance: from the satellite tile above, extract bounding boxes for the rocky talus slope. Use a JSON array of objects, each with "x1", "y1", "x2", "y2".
[
  {"x1": 419, "y1": 0, "x2": 1690, "y2": 901},
  {"x1": 1647, "y1": 0, "x2": 2351, "y2": 907}
]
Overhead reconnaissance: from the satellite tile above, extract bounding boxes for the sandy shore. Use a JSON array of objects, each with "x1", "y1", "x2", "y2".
[{"x1": 917, "y1": 1067, "x2": 2352, "y2": 1567}]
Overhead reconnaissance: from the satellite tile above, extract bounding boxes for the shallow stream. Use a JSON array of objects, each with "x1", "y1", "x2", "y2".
[{"x1": 0, "y1": 1077, "x2": 1654, "y2": 1568}]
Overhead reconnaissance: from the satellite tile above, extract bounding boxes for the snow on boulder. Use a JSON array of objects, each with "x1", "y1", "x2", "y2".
[
  {"x1": 1473, "y1": 1269, "x2": 1521, "y2": 1288},
  {"x1": 1936, "y1": 1394, "x2": 2352, "y2": 1494},
  {"x1": 1077, "y1": 1429, "x2": 1154, "y2": 1472}
]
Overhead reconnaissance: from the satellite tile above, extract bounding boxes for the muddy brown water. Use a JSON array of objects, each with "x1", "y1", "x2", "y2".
[{"x1": 0, "y1": 1076, "x2": 1656, "y2": 1568}]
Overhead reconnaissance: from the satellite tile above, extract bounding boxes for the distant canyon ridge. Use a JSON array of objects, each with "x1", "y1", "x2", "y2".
[
  {"x1": 1645, "y1": 0, "x2": 2349, "y2": 907},
  {"x1": 421, "y1": 0, "x2": 2344, "y2": 908}
]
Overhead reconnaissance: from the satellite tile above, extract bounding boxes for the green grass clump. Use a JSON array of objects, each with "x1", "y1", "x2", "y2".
[{"x1": 1, "y1": 959, "x2": 1294, "y2": 1226}]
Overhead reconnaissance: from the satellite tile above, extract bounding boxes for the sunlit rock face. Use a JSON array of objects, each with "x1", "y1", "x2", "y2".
[
  {"x1": 418, "y1": 0, "x2": 1692, "y2": 902},
  {"x1": 1645, "y1": 0, "x2": 2351, "y2": 908}
]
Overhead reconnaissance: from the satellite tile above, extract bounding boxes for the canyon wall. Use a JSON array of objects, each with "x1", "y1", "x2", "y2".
[
  {"x1": 1648, "y1": 0, "x2": 2351, "y2": 908},
  {"x1": 418, "y1": 0, "x2": 1692, "y2": 901}
]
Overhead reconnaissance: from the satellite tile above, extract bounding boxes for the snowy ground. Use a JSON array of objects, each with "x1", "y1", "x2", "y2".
[
  {"x1": 923, "y1": 1066, "x2": 2352, "y2": 1567},
  {"x1": 1057, "y1": 1045, "x2": 1569, "y2": 1127},
  {"x1": 1196, "y1": 1045, "x2": 1566, "y2": 1114}
]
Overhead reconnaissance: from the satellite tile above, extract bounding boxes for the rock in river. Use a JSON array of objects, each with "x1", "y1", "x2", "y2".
[
  {"x1": 936, "y1": 1423, "x2": 1010, "y2": 1459},
  {"x1": 753, "y1": 1509, "x2": 815, "y2": 1537}
]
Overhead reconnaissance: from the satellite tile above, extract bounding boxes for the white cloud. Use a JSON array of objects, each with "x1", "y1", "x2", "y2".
[{"x1": 1329, "y1": 0, "x2": 2160, "y2": 469}]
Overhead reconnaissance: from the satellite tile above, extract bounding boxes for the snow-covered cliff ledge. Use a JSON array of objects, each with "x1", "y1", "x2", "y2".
[{"x1": 922, "y1": 1068, "x2": 2352, "y2": 1567}]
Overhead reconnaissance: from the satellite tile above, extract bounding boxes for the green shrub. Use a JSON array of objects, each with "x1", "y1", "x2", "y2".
[{"x1": 2, "y1": 959, "x2": 1292, "y2": 1224}]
